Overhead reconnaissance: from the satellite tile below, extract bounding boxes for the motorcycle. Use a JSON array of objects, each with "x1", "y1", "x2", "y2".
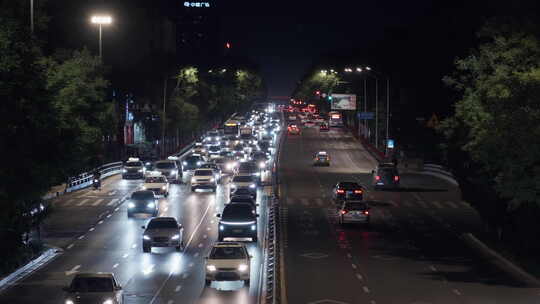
[{"x1": 92, "y1": 178, "x2": 101, "y2": 190}]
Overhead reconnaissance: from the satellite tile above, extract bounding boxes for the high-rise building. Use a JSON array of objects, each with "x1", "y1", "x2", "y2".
[{"x1": 176, "y1": 1, "x2": 221, "y2": 65}]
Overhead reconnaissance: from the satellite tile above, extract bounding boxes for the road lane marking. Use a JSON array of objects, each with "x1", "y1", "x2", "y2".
[
  {"x1": 189, "y1": 263, "x2": 194, "y2": 268},
  {"x1": 76, "y1": 199, "x2": 90, "y2": 206},
  {"x1": 363, "y1": 286, "x2": 370, "y2": 293},
  {"x1": 459, "y1": 201, "x2": 471, "y2": 208},
  {"x1": 167, "y1": 300, "x2": 173, "y2": 304},
  {"x1": 65, "y1": 265, "x2": 81, "y2": 276},
  {"x1": 203, "y1": 234, "x2": 208, "y2": 239},
  {"x1": 387, "y1": 200, "x2": 397, "y2": 207},
  {"x1": 132, "y1": 244, "x2": 137, "y2": 249},
  {"x1": 108, "y1": 190, "x2": 117, "y2": 196},
  {"x1": 107, "y1": 214, "x2": 112, "y2": 218},
  {"x1": 356, "y1": 273, "x2": 363, "y2": 280},
  {"x1": 198, "y1": 243, "x2": 203, "y2": 248},
  {"x1": 175, "y1": 285, "x2": 182, "y2": 292},
  {"x1": 89, "y1": 227, "x2": 95, "y2": 232},
  {"x1": 98, "y1": 220, "x2": 104, "y2": 225},
  {"x1": 114, "y1": 207, "x2": 119, "y2": 212},
  {"x1": 453, "y1": 289, "x2": 462, "y2": 296},
  {"x1": 370, "y1": 301, "x2": 376, "y2": 304},
  {"x1": 92, "y1": 199, "x2": 104, "y2": 206},
  {"x1": 446, "y1": 201, "x2": 458, "y2": 208},
  {"x1": 194, "y1": 252, "x2": 199, "y2": 257},
  {"x1": 122, "y1": 253, "x2": 129, "y2": 258},
  {"x1": 78, "y1": 235, "x2": 85, "y2": 240},
  {"x1": 432, "y1": 201, "x2": 443, "y2": 209},
  {"x1": 206, "y1": 227, "x2": 211, "y2": 231},
  {"x1": 210, "y1": 220, "x2": 214, "y2": 224},
  {"x1": 346, "y1": 253, "x2": 352, "y2": 258},
  {"x1": 430, "y1": 265, "x2": 437, "y2": 272},
  {"x1": 182, "y1": 273, "x2": 189, "y2": 279},
  {"x1": 107, "y1": 199, "x2": 119, "y2": 206},
  {"x1": 67, "y1": 244, "x2": 74, "y2": 250},
  {"x1": 351, "y1": 264, "x2": 357, "y2": 269}
]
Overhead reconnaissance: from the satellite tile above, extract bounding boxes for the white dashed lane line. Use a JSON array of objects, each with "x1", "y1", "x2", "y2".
[
  {"x1": 175, "y1": 285, "x2": 182, "y2": 292},
  {"x1": 363, "y1": 286, "x2": 370, "y2": 293},
  {"x1": 113, "y1": 263, "x2": 119, "y2": 268},
  {"x1": 356, "y1": 273, "x2": 363, "y2": 280},
  {"x1": 453, "y1": 289, "x2": 462, "y2": 296},
  {"x1": 67, "y1": 244, "x2": 74, "y2": 250}
]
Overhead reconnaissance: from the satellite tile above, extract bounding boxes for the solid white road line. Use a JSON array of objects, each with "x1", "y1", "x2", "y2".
[
  {"x1": 107, "y1": 198, "x2": 118, "y2": 206},
  {"x1": 432, "y1": 201, "x2": 443, "y2": 209}
]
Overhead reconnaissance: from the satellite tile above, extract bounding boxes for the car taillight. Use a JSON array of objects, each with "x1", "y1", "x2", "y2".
[
  {"x1": 375, "y1": 176, "x2": 381, "y2": 181},
  {"x1": 341, "y1": 210, "x2": 347, "y2": 215},
  {"x1": 354, "y1": 189, "x2": 363, "y2": 194},
  {"x1": 336, "y1": 189, "x2": 345, "y2": 194},
  {"x1": 394, "y1": 176, "x2": 400, "y2": 181},
  {"x1": 363, "y1": 210, "x2": 369, "y2": 215}
]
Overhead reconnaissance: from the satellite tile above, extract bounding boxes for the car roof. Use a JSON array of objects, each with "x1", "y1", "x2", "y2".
[
  {"x1": 74, "y1": 272, "x2": 114, "y2": 278},
  {"x1": 230, "y1": 195, "x2": 255, "y2": 201},
  {"x1": 213, "y1": 241, "x2": 245, "y2": 248},
  {"x1": 133, "y1": 190, "x2": 155, "y2": 195},
  {"x1": 149, "y1": 217, "x2": 177, "y2": 222},
  {"x1": 195, "y1": 168, "x2": 214, "y2": 173},
  {"x1": 337, "y1": 181, "x2": 362, "y2": 188},
  {"x1": 156, "y1": 160, "x2": 175, "y2": 164}
]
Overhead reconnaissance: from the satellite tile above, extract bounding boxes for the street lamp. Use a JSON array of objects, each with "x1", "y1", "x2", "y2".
[
  {"x1": 90, "y1": 15, "x2": 112, "y2": 59},
  {"x1": 362, "y1": 67, "x2": 390, "y2": 154}
]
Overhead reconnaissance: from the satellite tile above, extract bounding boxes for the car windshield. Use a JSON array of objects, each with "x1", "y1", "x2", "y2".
[
  {"x1": 338, "y1": 182, "x2": 361, "y2": 189},
  {"x1": 131, "y1": 191, "x2": 154, "y2": 200},
  {"x1": 222, "y1": 204, "x2": 254, "y2": 218},
  {"x1": 195, "y1": 170, "x2": 213, "y2": 176},
  {"x1": 186, "y1": 156, "x2": 201, "y2": 162},
  {"x1": 155, "y1": 162, "x2": 175, "y2": 169},
  {"x1": 380, "y1": 168, "x2": 398, "y2": 178},
  {"x1": 145, "y1": 177, "x2": 166, "y2": 183},
  {"x1": 233, "y1": 189, "x2": 251, "y2": 195},
  {"x1": 210, "y1": 246, "x2": 246, "y2": 259},
  {"x1": 147, "y1": 219, "x2": 178, "y2": 229},
  {"x1": 70, "y1": 277, "x2": 113, "y2": 293},
  {"x1": 210, "y1": 146, "x2": 220, "y2": 151},
  {"x1": 233, "y1": 176, "x2": 254, "y2": 183},
  {"x1": 239, "y1": 163, "x2": 257, "y2": 171},
  {"x1": 214, "y1": 158, "x2": 225, "y2": 163},
  {"x1": 231, "y1": 197, "x2": 254, "y2": 204},
  {"x1": 125, "y1": 161, "x2": 143, "y2": 167},
  {"x1": 345, "y1": 203, "x2": 369, "y2": 211}
]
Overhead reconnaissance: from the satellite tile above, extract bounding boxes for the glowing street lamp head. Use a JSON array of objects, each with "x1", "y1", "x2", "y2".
[
  {"x1": 365, "y1": 66, "x2": 372, "y2": 71},
  {"x1": 91, "y1": 15, "x2": 112, "y2": 25},
  {"x1": 356, "y1": 67, "x2": 363, "y2": 72}
]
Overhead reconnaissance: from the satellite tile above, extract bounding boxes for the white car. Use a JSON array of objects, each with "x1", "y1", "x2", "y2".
[
  {"x1": 64, "y1": 273, "x2": 123, "y2": 304},
  {"x1": 141, "y1": 173, "x2": 169, "y2": 197},
  {"x1": 230, "y1": 174, "x2": 257, "y2": 194},
  {"x1": 205, "y1": 242, "x2": 252, "y2": 286},
  {"x1": 191, "y1": 169, "x2": 218, "y2": 192}
]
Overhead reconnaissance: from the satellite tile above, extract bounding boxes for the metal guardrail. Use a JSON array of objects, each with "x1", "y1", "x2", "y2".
[{"x1": 65, "y1": 161, "x2": 124, "y2": 192}]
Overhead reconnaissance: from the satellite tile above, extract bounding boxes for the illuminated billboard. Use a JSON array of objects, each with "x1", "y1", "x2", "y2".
[{"x1": 331, "y1": 94, "x2": 356, "y2": 110}]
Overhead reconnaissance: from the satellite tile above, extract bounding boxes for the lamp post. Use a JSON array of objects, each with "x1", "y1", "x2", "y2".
[
  {"x1": 30, "y1": 0, "x2": 34, "y2": 34},
  {"x1": 90, "y1": 15, "x2": 112, "y2": 60},
  {"x1": 363, "y1": 67, "x2": 390, "y2": 154}
]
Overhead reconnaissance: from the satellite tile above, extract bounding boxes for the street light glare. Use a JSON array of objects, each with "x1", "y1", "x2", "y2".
[
  {"x1": 356, "y1": 67, "x2": 362, "y2": 72},
  {"x1": 91, "y1": 16, "x2": 112, "y2": 25},
  {"x1": 366, "y1": 66, "x2": 372, "y2": 71}
]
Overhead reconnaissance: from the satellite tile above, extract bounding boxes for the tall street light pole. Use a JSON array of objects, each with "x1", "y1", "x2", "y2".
[
  {"x1": 30, "y1": 0, "x2": 34, "y2": 34},
  {"x1": 90, "y1": 15, "x2": 112, "y2": 60}
]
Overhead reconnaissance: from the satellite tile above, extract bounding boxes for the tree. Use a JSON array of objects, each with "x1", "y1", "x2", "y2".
[{"x1": 439, "y1": 18, "x2": 540, "y2": 244}]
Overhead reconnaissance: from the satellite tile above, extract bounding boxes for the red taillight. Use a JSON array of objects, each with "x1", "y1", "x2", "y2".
[
  {"x1": 363, "y1": 210, "x2": 369, "y2": 215},
  {"x1": 375, "y1": 176, "x2": 381, "y2": 181},
  {"x1": 341, "y1": 210, "x2": 347, "y2": 215},
  {"x1": 336, "y1": 189, "x2": 345, "y2": 194},
  {"x1": 354, "y1": 189, "x2": 363, "y2": 194},
  {"x1": 394, "y1": 176, "x2": 399, "y2": 181}
]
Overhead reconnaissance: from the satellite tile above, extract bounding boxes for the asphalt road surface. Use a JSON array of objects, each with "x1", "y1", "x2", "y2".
[
  {"x1": 280, "y1": 125, "x2": 540, "y2": 304},
  {"x1": 0, "y1": 171, "x2": 272, "y2": 304}
]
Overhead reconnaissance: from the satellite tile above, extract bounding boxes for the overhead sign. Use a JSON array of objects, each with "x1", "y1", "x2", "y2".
[
  {"x1": 357, "y1": 112, "x2": 374, "y2": 120},
  {"x1": 330, "y1": 94, "x2": 356, "y2": 110},
  {"x1": 183, "y1": 1, "x2": 210, "y2": 8}
]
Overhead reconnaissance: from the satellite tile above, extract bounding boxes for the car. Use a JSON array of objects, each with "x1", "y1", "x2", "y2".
[
  {"x1": 336, "y1": 201, "x2": 370, "y2": 225},
  {"x1": 205, "y1": 242, "x2": 252, "y2": 286},
  {"x1": 204, "y1": 130, "x2": 221, "y2": 142},
  {"x1": 217, "y1": 203, "x2": 258, "y2": 242},
  {"x1": 230, "y1": 187, "x2": 257, "y2": 200},
  {"x1": 232, "y1": 150, "x2": 246, "y2": 161},
  {"x1": 141, "y1": 173, "x2": 169, "y2": 197},
  {"x1": 237, "y1": 161, "x2": 261, "y2": 182},
  {"x1": 230, "y1": 174, "x2": 257, "y2": 194},
  {"x1": 287, "y1": 124, "x2": 301, "y2": 135},
  {"x1": 183, "y1": 155, "x2": 205, "y2": 171},
  {"x1": 332, "y1": 182, "x2": 364, "y2": 202},
  {"x1": 258, "y1": 141, "x2": 272, "y2": 154},
  {"x1": 313, "y1": 151, "x2": 330, "y2": 166},
  {"x1": 214, "y1": 157, "x2": 238, "y2": 174},
  {"x1": 229, "y1": 195, "x2": 257, "y2": 208},
  {"x1": 319, "y1": 123, "x2": 329, "y2": 132},
  {"x1": 122, "y1": 157, "x2": 145, "y2": 179},
  {"x1": 207, "y1": 145, "x2": 221, "y2": 158},
  {"x1": 154, "y1": 160, "x2": 181, "y2": 182},
  {"x1": 191, "y1": 169, "x2": 218, "y2": 192},
  {"x1": 372, "y1": 164, "x2": 400, "y2": 190},
  {"x1": 142, "y1": 217, "x2": 184, "y2": 252},
  {"x1": 250, "y1": 151, "x2": 269, "y2": 169},
  {"x1": 288, "y1": 114, "x2": 297, "y2": 121},
  {"x1": 192, "y1": 143, "x2": 207, "y2": 155},
  {"x1": 63, "y1": 273, "x2": 123, "y2": 304},
  {"x1": 127, "y1": 190, "x2": 159, "y2": 218},
  {"x1": 200, "y1": 162, "x2": 223, "y2": 182},
  {"x1": 303, "y1": 120, "x2": 315, "y2": 127}
]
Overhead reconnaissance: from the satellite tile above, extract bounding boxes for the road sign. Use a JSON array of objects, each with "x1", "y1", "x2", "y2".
[
  {"x1": 357, "y1": 112, "x2": 374, "y2": 120},
  {"x1": 387, "y1": 139, "x2": 395, "y2": 149}
]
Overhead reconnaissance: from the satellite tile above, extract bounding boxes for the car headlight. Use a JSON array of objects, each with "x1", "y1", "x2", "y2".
[
  {"x1": 251, "y1": 225, "x2": 256, "y2": 231},
  {"x1": 231, "y1": 184, "x2": 237, "y2": 189},
  {"x1": 209, "y1": 177, "x2": 215, "y2": 182},
  {"x1": 226, "y1": 163, "x2": 233, "y2": 169},
  {"x1": 206, "y1": 265, "x2": 216, "y2": 272},
  {"x1": 219, "y1": 225, "x2": 224, "y2": 231},
  {"x1": 128, "y1": 202, "x2": 135, "y2": 208},
  {"x1": 197, "y1": 161, "x2": 202, "y2": 166},
  {"x1": 65, "y1": 300, "x2": 75, "y2": 304},
  {"x1": 147, "y1": 202, "x2": 155, "y2": 208},
  {"x1": 238, "y1": 264, "x2": 249, "y2": 272},
  {"x1": 122, "y1": 169, "x2": 127, "y2": 173},
  {"x1": 103, "y1": 299, "x2": 113, "y2": 304},
  {"x1": 171, "y1": 234, "x2": 180, "y2": 240},
  {"x1": 141, "y1": 186, "x2": 147, "y2": 190},
  {"x1": 143, "y1": 235, "x2": 151, "y2": 240},
  {"x1": 191, "y1": 177, "x2": 197, "y2": 183},
  {"x1": 249, "y1": 184, "x2": 256, "y2": 188},
  {"x1": 138, "y1": 169, "x2": 143, "y2": 172},
  {"x1": 161, "y1": 185, "x2": 166, "y2": 190},
  {"x1": 182, "y1": 161, "x2": 187, "y2": 166},
  {"x1": 254, "y1": 172, "x2": 261, "y2": 176}
]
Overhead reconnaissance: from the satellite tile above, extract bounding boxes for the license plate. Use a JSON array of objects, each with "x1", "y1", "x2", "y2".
[
  {"x1": 233, "y1": 229, "x2": 243, "y2": 233},
  {"x1": 346, "y1": 191, "x2": 353, "y2": 195}
]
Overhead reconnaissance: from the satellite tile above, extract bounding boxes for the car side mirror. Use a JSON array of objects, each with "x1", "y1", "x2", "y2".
[
  {"x1": 141, "y1": 226, "x2": 146, "y2": 229},
  {"x1": 216, "y1": 214, "x2": 221, "y2": 218}
]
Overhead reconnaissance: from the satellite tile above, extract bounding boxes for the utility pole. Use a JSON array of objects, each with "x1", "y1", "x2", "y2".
[
  {"x1": 30, "y1": 0, "x2": 34, "y2": 34},
  {"x1": 385, "y1": 77, "x2": 390, "y2": 156},
  {"x1": 375, "y1": 78, "x2": 379, "y2": 149},
  {"x1": 161, "y1": 76, "x2": 167, "y2": 158}
]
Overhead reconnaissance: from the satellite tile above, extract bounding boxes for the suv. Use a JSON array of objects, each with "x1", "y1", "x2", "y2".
[
  {"x1": 154, "y1": 160, "x2": 180, "y2": 182},
  {"x1": 372, "y1": 164, "x2": 400, "y2": 190},
  {"x1": 183, "y1": 155, "x2": 205, "y2": 171},
  {"x1": 208, "y1": 145, "x2": 221, "y2": 158},
  {"x1": 230, "y1": 174, "x2": 257, "y2": 195},
  {"x1": 229, "y1": 195, "x2": 257, "y2": 208},
  {"x1": 332, "y1": 182, "x2": 364, "y2": 202},
  {"x1": 336, "y1": 201, "x2": 370, "y2": 225},
  {"x1": 127, "y1": 190, "x2": 158, "y2": 218},
  {"x1": 63, "y1": 273, "x2": 123, "y2": 304},
  {"x1": 205, "y1": 242, "x2": 252, "y2": 287},
  {"x1": 237, "y1": 161, "x2": 261, "y2": 183},
  {"x1": 191, "y1": 169, "x2": 218, "y2": 192},
  {"x1": 313, "y1": 151, "x2": 330, "y2": 166},
  {"x1": 141, "y1": 174, "x2": 169, "y2": 197},
  {"x1": 217, "y1": 203, "x2": 258, "y2": 242},
  {"x1": 142, "y1": 217, "x2": 184, "y2": 252},
  {"x1": 200, "y1": 163, "x2": 222, "y2": 181},
  {"x1": 231, "y1": 187, "x2": 257, "y2": 200},
  {"x1": 122, "y1": 158, "x2": 145, "y2": 179}
]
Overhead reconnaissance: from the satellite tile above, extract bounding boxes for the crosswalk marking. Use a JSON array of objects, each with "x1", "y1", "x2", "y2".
[
  {"x1": 76, "y1": 199, "x2": 90, "y2": 206},
  {"x1": 403, "y1": 201, "x2": 414, "y2": 208},
  {"x1": 445, "y1": 201, "x2": 458, "y2": 209},
  {"x1": 417, "y1": 201, "x2": 428, "y2": 208},
  {"x1": 432, "y1": 201, "x2": 443, "y2": 209},
  {"x1": 459, "y1": 201, "x2": 471, "y2": 208},
  {"x1": 92, "y1": 199, "x2": 104, "y2": 206},
  {"x1": 107, "y1": 198, "x2": 119, "y2": 206}
]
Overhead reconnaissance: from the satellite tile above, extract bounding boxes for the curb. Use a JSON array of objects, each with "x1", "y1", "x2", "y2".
[
  {"x1": 0, "y1": 246, "x2": 63, "y2": 294},
  {"x1": 461, "y1": 233, "x2": 540, "y2": 287},
  {"x1": 410, "y1": 170, "x2": 459, "y2": 186}
]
